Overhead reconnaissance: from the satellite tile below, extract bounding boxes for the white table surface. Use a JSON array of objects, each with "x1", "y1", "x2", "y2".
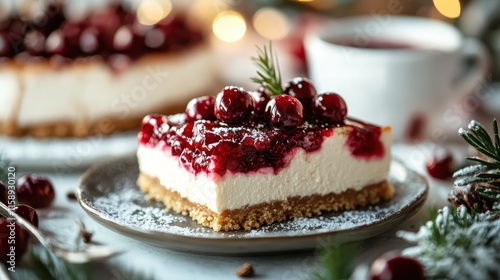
[{"x1": 14, "y1": 143, "x2": 458, "y2": 280}]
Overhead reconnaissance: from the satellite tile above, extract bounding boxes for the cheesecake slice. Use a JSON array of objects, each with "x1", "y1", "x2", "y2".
[
  {"x1": 0, "y1": 2, "x2": 216, "y2": 138},
  {"x1": 137, "y1": 83, "x2": 394, "y2": 231}
]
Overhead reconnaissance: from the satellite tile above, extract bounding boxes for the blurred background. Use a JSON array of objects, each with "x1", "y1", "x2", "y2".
[{"x1": 0, "y1": 0, "x2": 500, "y2": 149}]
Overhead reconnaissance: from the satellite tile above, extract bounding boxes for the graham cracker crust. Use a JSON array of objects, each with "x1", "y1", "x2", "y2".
[{"x1": 137, "y1": 173, "x2": 395, "y2": 231}]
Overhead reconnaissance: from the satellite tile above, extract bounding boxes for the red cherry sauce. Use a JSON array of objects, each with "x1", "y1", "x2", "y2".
[
  {"x1": 139, "y1": 115, "x2": 386, "y2": 177},
  {"x1": 0, "y1": 3, "x2": 204, "y2": 66},
  {"x1": 346, "y1": 120, "x2": 385, "y2": 159}
]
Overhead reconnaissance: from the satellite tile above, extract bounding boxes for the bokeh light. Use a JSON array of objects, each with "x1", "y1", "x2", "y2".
[
  {"x1": 253, "y1": 8, "x2": 290, "y2": 40},
  {"x1": 212, "y1": 11, "x2": 246, "y2": 43},
  {"x1": 432, "y1": 0, "x2": 461, "y2": 19},
  {"x1": 137, "y1": 0, "x2": 172, "y2": 26}
]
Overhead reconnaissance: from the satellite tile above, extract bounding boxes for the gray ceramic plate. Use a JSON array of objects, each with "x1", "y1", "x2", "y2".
[{"x1": 78, "y1": 156, "x2": 428, "y2": 255}]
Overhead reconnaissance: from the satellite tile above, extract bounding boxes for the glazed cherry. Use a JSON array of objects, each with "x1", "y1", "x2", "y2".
[
  {"x1": 15, "y1": 204, "x2": 39, "y2": 228},
  {"x1": 138, "y1": 114, "x2": 166, "y2": 145},
  {"x1": 214, "y1": 87, "x2": 254, "y2": 124},
  {"x1": 312, "y1": 92, "x2": 347, "y2": 123},
  {"x1": 250, "y1": 89, "x2": 271, "y2": 116},
  {"x1": 16, "y1": 174, "x2": 55, "y2": 208},
  {"x1": 185, "y1": 96, "x2": 216, "y2": 122},
  {"x1": 426, "y1": 147, "x2": 454, "y2": 180},
  {"x1": 265, "y1": 95, "x2": 304, "y2": 129},
  {"x1": 284, "y1": 77, "x2": 317, "y2": 105},
  {"x1": 0, "y1": 217, "x2": 29, "y2": 264},
  {"x1": 370, "y1": 252, "x2": 426, "y2": 280}
]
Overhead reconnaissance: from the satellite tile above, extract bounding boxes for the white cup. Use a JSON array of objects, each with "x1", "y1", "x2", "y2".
[{"x1": 305, "y1": 16, "x2": 489, "y2": 141}]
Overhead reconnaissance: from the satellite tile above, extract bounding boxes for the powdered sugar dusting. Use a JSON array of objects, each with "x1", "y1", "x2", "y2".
[{"x1": 80, "y1": 157, "x2": 427, "y2": 241}]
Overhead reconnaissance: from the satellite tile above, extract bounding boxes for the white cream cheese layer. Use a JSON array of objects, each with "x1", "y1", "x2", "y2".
[
  {"x1": 0, "y1": 45, "x2": 214, "y2": 127},
  {"x1": 137, "y1": 128, "x2": 392, "y2": 214}
]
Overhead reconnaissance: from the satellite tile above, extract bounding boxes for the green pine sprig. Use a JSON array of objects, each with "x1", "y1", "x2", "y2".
[
  {"x1": 250, "y1": 42, "x2": 283, "y2": 97},
  {"x1": 398, "y1": 206, "x2": 500, "y2": 279},
  {"x1": 454, "y1": 119, "x2": 500, "y2": 205}
]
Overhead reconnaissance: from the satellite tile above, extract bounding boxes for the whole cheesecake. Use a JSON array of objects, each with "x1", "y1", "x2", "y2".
[
  {"x1": 136, "y1": 77, "x2": 394, "y2": 231},
  {"x1": 0, "y1": 2, "x2": 216, "y2": 137}
]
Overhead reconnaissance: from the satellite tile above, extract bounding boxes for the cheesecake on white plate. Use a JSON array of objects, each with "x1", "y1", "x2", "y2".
[{"x1": 137, "y1": 79, "x2": 394, "y2": 231}]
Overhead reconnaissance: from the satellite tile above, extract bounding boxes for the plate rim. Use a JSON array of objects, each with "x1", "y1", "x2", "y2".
[{"x1": 78, "y1": 156, "x2": 428, "y2": 252}]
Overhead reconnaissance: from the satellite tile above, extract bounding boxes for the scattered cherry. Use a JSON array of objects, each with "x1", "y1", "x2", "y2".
[
  {"x1": 15, "y1": 204, "x2": 39, "y2": 228},
  {"x1": 426, "y1": 147, "x2": 454, "y2": 180},
  {"x1": 185, "y1": 96, "x2": 216, "y2": 122},
  {"x1": 312, "y1": 92, "x2": 348, "y2": 123},
  {"x1": 250, "y1": 89, "x2": 271, "y2": 116},
  {"x1": 284, "y1": 77, "x2": 317, "y2": 105},
  {"x1": 265, "y1": 95, "x2": 304, "y2": 129},
  {"x1": 0, "y1": 217, "x2": 29, "y2": 264},
  {"x1": 214, "y1": 87, "x2": 254, "y2": 124},
  {"x1": 16, "y1": 174, "x2": 55, "y2": 208},
  {"x1": 370, "y1": 252, "x2": 426, "y2": 280}
]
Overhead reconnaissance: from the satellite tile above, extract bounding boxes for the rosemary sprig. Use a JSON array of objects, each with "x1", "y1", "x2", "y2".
[
  {"x1": 454, "y1": 119, "x2": 500, "y2": 205},
  {"x1": 250, "y1": 42, "x2": 283, "y2": 97}
]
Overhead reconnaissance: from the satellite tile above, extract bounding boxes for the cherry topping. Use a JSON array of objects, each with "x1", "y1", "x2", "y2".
[
  {"x1": 24, "y1": 31, "x2": 47, "y2": 56},
  {"x1": 185, "y1": 96, "x2": 216, "y2": 122},
  {"x1": 15, "y1": 204, "x2": 39, "y2": 228},
  {"x1": 79, "y1": 27, "x2": 101, "y2": 54},
  {"x1": 347, "y1": 125, "x2": 384, "y2": 158},
  {"x1": 16, "y1": 174, "x2": 55, "y2": 208},
  {"x1": 250, "y1": 89, "x2": 271, "y2": 116},
  {"x1": 0, "y1": 32, "x2": 12, "y2": 57},
  {"x1": 426, "y1": 147, "x2": 454, "y2": 180},
  {"x1": 0, "y1": 217, "x2": 29, "y2": 264},
  {"x1": 45, "y1": 22, "x2": 83, "y2": 58},
  {"x1": 370, "y1": 252, "x2": 426, "y2": 280},
  {"x1": 311, "y1": 92, "x2": 348, "y2": 123},
  {"x1": 138, "y1": 114, "x2": 166, "y2": 146},
  {"x1": 284, "y1": 77, "x2": 317, "y2": 105},
  {"x1": 265, "y1": 95, "x2": 304, "y2": 129},
  {"x1": 33, "y1": 2, "x2": 66, "y2": 36},
  {"x1": 214, "y1": 87, "x2": 254, "y2": 124}
]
